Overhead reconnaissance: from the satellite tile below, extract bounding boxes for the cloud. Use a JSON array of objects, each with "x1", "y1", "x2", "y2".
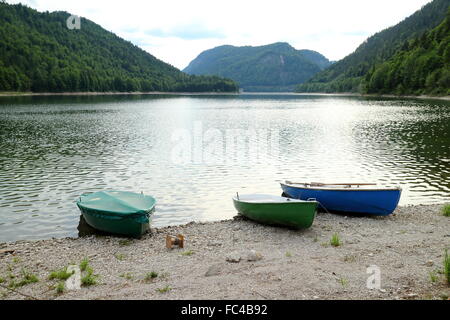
[{"x1": 145, "y1": 24, "x2": 226, "y2": 40}]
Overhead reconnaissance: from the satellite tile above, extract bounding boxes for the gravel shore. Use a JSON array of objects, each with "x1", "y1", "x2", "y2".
[{"x1": 1, "y1": 204, "x2": 449, "y2": 300}]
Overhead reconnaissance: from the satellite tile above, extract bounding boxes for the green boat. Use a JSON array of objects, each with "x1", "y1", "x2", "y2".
[
  {"x1": 232, "y1": 194, "x2": 318, "y2": 229},
  {"x1": 76, "y1": 191, "x2": 156, "y2": 238}
]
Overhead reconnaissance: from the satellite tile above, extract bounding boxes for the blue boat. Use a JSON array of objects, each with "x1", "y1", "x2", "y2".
[{"x1": 280, "y1": 181, "x2": 401, "y2": 216}]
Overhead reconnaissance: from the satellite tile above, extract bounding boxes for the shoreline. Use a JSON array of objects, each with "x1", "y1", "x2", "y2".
[
  {"x1": 1, "y1": 204, "x2": 449, "y2": 300},
  {"x1": 0, "y1": 91, "x2": 449, "y2": 101}
]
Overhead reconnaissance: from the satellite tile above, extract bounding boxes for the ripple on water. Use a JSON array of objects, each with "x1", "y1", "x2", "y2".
[{"x1": 0, "y1": 95, "x2": 449, "y2": 242}]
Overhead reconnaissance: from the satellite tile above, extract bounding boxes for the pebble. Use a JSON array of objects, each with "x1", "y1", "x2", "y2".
[
  {"x1": 225, "y1": 250, "x2": 263, "y2": 263},
  {"x1": 246, "y1": 250, "x2": 263, "y2": 262},
  {"x1": 226, "y1": 252, "x2": 241, "y2": 263},
  {"x1": 425, "y1": 260, "x2": 434, "y2": 267}
]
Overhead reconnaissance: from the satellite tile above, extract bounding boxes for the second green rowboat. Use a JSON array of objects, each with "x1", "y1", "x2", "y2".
[{"x1": 232, "y1": 194, "x2": 318, "y2": 229}]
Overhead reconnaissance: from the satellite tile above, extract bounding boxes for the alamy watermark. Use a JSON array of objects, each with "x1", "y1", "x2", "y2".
[
  {"x1": 66, "y1": 15, "x2": 81, "y2": 30},
  {"x1": 65, "y1": 265, "x2": 81, "y2": 290},
  {"x1": 366, "y1": 265, "x2": 381, "y2": 290},
  {"x1": 171, "y1": 121, "x2": 280, "y2": 165}
]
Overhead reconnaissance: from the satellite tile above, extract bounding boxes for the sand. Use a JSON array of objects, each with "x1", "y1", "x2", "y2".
[{"x1": 0, "y1": 204, "x2": 449, "y2": 300}]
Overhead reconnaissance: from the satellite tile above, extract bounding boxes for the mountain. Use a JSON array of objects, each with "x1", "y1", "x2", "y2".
[
  {"x1": 365, "y1": 9, "x2": 450, "y2": 95},
  {"x1": 183, "y1": 42, "x2": 332, "y2": 92},
  {"x1": 296, "y1": 0, "x2": 450, "y2": 93},
  {"x1": 0, "y1": 3, "x2": 238, "y2": 93}
]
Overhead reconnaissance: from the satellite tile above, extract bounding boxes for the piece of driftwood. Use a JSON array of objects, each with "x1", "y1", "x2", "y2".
[
  {"x1": 166, "y1": 234, "x2": 184, "y2": 249},
  {"x1": 0, "y1": 249, "x2": 16, "y2": 255}
]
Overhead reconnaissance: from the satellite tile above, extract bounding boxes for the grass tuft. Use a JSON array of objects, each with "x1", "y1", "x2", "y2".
[
  {"x1": 119, "y1": 273, "x2": 133, "y2": 280},
  {"x1": 115, "y1": 253, "x2": 126, "y2": 261},
  {"x1": 118, "y1": 239, "x2": 132, "y2": 246},
  {"x1": 330, "y1": 233, "x2": 341, "y2": 247},
  {"x1": 144, "y1": 272, "x2": 158, "y2": 282},
  {"x1": 49, "y1": 267, "x2": 74, "y2": 281},
  {"x1": 55, "y1": 282, "x2": 65, "y2": 294},
  {"x1": 181, "y1": 250, "x2": 194, "y2": 256},
  {"x1": 429, "y1": 270, "x2": 439, "y2": 283},
  {"x1": 338, "y1": 277, "x2": 348, "y2": 287},
  {"x1": 442, "y1": 204, "x2": 450, "y2": 217},
  {"x1": 156, "y1": 285, "x2": 171, "y2": 293},
  {"x1": 81, "y1": 269, "x2": 97, "y2": 287},
  {"x1": 9, "y1": 269, "x2": 39, "y2": 289},
  {"x1": 285, "y1": 252, "x2": 292, "y2": 258},
  {"x1": 80, "y1": 258, "x2": 89, "y2": 272}
]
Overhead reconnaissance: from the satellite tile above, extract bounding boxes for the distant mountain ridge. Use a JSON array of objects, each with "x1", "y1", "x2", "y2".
[
  {"x1": 183, "y1": 42, "x2": 332, "y2": 92},
  {"x1": 296, "y1": 0, "x2": 450, "y2": 93},
  {"x1": 0, "y1": 3, "x2": 238, "y2": 93}
]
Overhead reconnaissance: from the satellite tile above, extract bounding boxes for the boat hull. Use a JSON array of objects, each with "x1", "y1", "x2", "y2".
[
  {"x1": 76, "y1": 191, "x2": 156, "y2": 238},
  {"x1": 280, "y1": 183, "x2": 401, "y2": 216},
  {"x1": 233, "y1": 197, "x2": 317, "y2": 229},
  {"x1": 78, "y1": 205, "x2": 154, "y2": 238}
]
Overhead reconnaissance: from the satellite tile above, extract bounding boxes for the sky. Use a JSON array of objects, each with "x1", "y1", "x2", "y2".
[{"x1": 7, "y1": 0, "x2": 433, "y2": 70}]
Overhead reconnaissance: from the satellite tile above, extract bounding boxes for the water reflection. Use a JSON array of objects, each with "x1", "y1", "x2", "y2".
[{"x1": 0, "y1": 94, "x2": 449, "y2": 242}]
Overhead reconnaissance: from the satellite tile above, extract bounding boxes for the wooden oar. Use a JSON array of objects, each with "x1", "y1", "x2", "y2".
[{"x1": 310, "y1": 182, "x2": 377, "y2": 186}]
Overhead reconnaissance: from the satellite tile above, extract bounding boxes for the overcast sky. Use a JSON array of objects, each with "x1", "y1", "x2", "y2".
[{"x1": 7, "y1": 0, "x2": 433, "y2": 70}]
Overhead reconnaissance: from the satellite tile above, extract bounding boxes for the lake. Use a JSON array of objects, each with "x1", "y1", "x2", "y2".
[{"x1": 0, "y1": 94, "x2": 449, "y2": 242}]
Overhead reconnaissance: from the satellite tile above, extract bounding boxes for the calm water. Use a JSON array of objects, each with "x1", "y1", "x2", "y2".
[{"x1": 0, "y1": 94, "x2": 449, "y2": 242}]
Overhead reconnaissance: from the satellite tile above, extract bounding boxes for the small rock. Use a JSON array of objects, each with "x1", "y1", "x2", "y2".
[
  {"x1": 425, "y1": 260, "x2": 434, "y2": 267},
  {"x1": 379, "y1": 289, "x2": 386, "y2": 293},
  {"x1": 246, "y1": 250, "x2": 263, "y2": 262},
  {"x1": 226, "y1": 252, "x2": 241, "y2": 263}
]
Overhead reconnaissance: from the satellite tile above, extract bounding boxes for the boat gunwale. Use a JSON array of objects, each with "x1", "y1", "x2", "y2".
[
  {"x1": 280, "y1": 183, "x2": 402, "y2": 192},
  {"x1": 232, "y1": 195, "x2": 317, "y2": 205},
  {"x1": 78, "y1": 204, "x2": 155, "y2": 219}
]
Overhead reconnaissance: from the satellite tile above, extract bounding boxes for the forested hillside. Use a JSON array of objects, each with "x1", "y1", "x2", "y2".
[
  {"x1": 184, "y1": 42, "x2": 332, "y2": 92},
  {"x1": 365, "y1": 9, "x2": 450, "y2": 95},
  {"x1": 296, "y1": 0, "x2": 449, "y2": 93},
  {"x1": 0, "y1": 3, "x2": 238, "y2": 93}
]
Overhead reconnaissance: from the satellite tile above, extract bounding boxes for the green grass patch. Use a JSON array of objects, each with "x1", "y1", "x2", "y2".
[
  {"x1": 144, "y1": 272, "x2": 158, "y2": 282},
  {"x1": 114, "y1": 253, "x2": 126, "y2": 261},
  {"x1": 80, "y1": 258, "x2": 89, "y2": 272},
  {"x1": 0, "y1": 277, "x2": 4, "y2": 284},
  {"x1": 118, "y1": 239, "x2": 132, "y2": 246},
  {"x1": 285, "y1": 252, "x2": 292, "y2": 258},
  {"x1": 180, "y1": 250, "x2": 194, "y2": 256},
  {"x1": 429, "y1": 270, "x2": 439, "y2": 283},
  {"x1": 156, "y1": 285, "x2": 171, "y2": 293},
  {"x1": 9, "y1": 269, "x2": 39, "y2": 289},
  {"x1": 442, "y1": 204, "x2": 450, "y2": 217},
  {"x1": 81, "y1": 269, "x2": 98, "y2": 287},
  {"x1": 55, "y1": 282, "x2": 65, "y2": 294},
  {"x1": 330, "y1": 233, "x2": 341, "y2": 247},
  {"x1": 338, "y1": 277, "x2": 348, "y2": 287},
  {"x1": 343, "y1": 255, "x2": 356, "y2": 263},
  {"x1": 49, "y1": 267, "x2": 74, "y2": 281},
  {"x1": 119, "y1": 273, "x2": 134, "y2": 280}
]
